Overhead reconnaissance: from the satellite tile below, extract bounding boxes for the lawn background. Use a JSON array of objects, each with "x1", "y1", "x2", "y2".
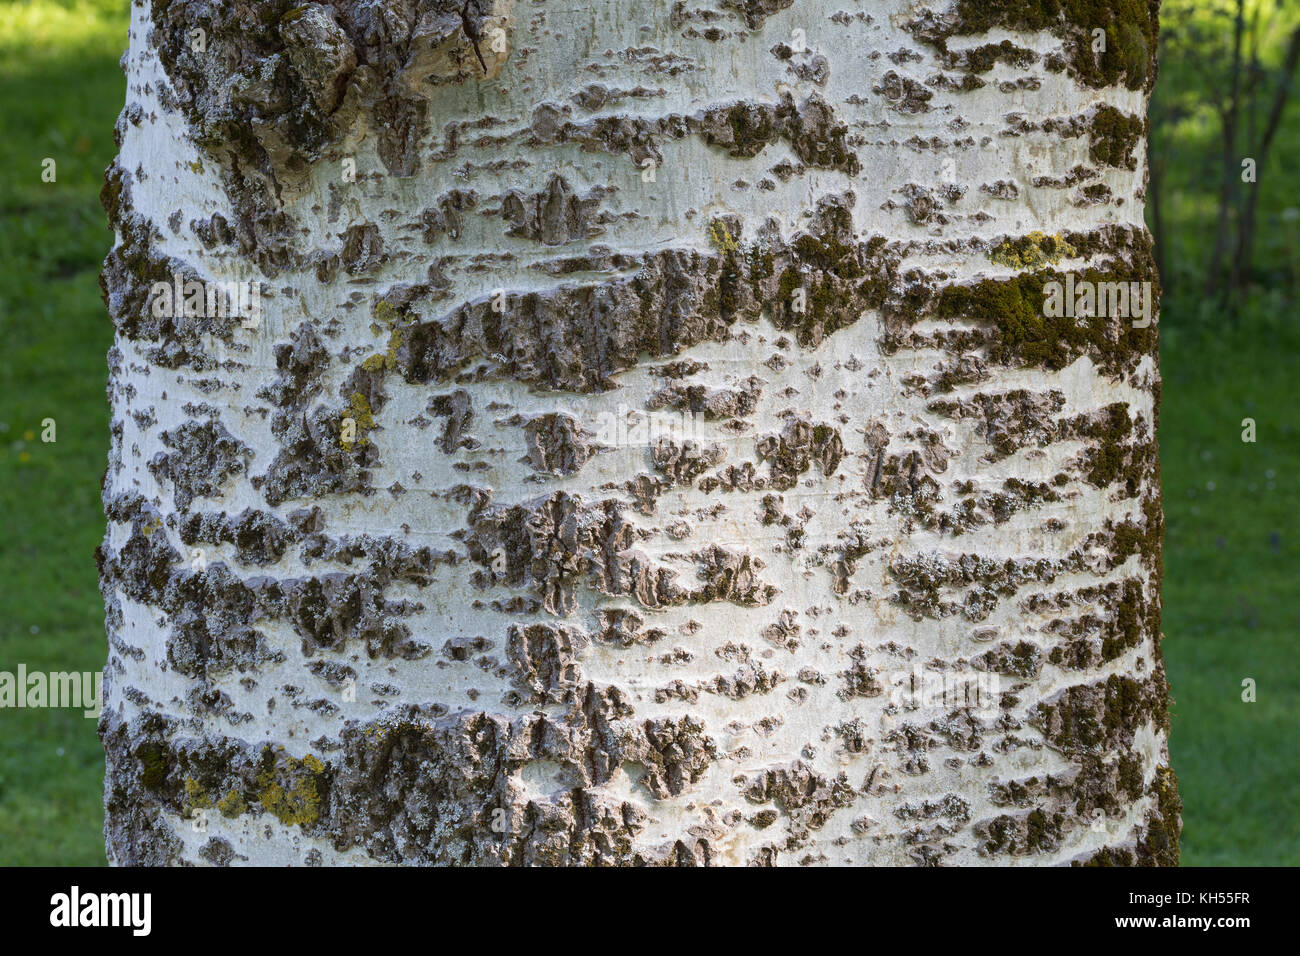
[{"x1": 0, "y1": 0, "x2": 1295, "y2": 865}]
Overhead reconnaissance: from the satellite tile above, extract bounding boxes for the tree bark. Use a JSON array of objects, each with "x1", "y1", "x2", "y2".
[{"x1": 99, "y1": 0, "x2": 1177, "y2": 866}]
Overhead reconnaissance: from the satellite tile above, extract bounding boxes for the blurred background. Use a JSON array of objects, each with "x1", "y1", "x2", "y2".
[{"x1": 0, "y1": 0, "x2": 1295, "y2": 865}]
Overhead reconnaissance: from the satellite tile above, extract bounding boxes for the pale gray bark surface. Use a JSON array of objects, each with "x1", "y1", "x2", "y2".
[{"x1": 99, "y1": 0, "x2": 1177, "y2": 865}]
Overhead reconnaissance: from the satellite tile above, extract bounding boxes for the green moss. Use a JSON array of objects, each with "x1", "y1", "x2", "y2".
[
  {"x1": 1025, "y1": 808, "x2": 1048, "y2": 848},
  {"x1": 137, "y1": 741, "x2": 171, "y2": 790},
  {"x1": 936, "y1": 264, "x2": 1157, "y2": 373},
  {"x1": 1089, "y1": 105, "x2": 1144, "y2": 170},
  {"x1": 953, "y1": 39, "x2": 1038, "y2": 73},
  {"x1": 1079, "y1": 403, "x2": 1134, "y2": 489},
  {"x1": 1078, "y1": 761, "x2": 1180, "y2": 865},
  {"x1": 938, "y1": 271, "x2": 1060, "y2": 365},
  {"x1": 1078, "y1": 844, "x2": 1134, "y2": 866},
  {"x1": 1144, "y1": 764, "x2": 1181, "y2": 865},
  {"x1": 1035, "y1": 670, "x2": 1161, "y2": 754},
  {"x1": 717, "y1": 254, "x2": 742, "y2": 318},
  {"x1": 99, "y1": 167, "x2": 125, "y2": 222},
  {"x1": 983, "y1": 807, "x2": 1065, "y2": 855},
  {"x1": 1080, "y1": 183, "x2": 1113, "y2": 203},
  {"x1": 722, "y1": 102, "x2": 778, "y2": 158},
  {"x1": 809, "y1": 276, "x2": 836, "y2": 324},
  {"x1": 941, "y1": 0, "x2": 1158, "y2": 91},
  {"x1": 1117, "y1": 752, "x2": 1144, "y2": 798},
  {"x1": 1109, "y1": 495, "x2": 1163, "y2": 577},
  {"x1": 1102, "y1": 673, "x2": 1144, "y2": 733},
  {"x1": 1103, "y1": 579, "x2": 1145, "y2": 660},
  {"x1": 747, "y1": 245, "x2": 775, "y2": 297},
  {"x1": 776, "y1": 266, "x2": 801, "y2": 301},
  {"x1": 790, "y1": 206, "x2": 860, "y2": 277}
]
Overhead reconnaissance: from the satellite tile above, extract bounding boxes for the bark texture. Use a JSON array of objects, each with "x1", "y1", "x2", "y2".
[{"x1": 99, "y1": 0, "x2": 1177, "y2": 866}]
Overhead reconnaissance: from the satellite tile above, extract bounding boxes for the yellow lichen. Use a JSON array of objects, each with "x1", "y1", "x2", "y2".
[
  {"x1": 360, "y1": 325, "x2": 404, "y2": 374},
  {"x1": 217, "y1": 789, "x2": 248, "y2": 818},
  {"x1": 184, "y1": 776, "x2": 212, "y2": 810},
  {"x1": 989, "y1": 231, "x2": 1076, "y2": 270},
  {"x1": 373, "y1": 300, "x2": 404, "y2": 327},
  {"x1": 255, "y1": 754, "x2": 327, "y2": 828},
  {"x1": 707, "y1": 219, "x2": 739, "y2": 255},
  {"x1": 340, "y1": 391, "x2": 376, "y2": 450}
]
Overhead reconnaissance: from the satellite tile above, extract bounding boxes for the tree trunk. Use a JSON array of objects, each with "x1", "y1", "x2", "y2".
[
  {"x1": 1232, "y1": 22, "x2": 1300, "y2": 297},
  {"x1": 98, "y1": 0, "x2": 1177, "y2": 866},
  {"x1": 1148, "y1": 120, "x2": 1168, "y2": 290},
  {"x1": 1207, "y1": 0, "x2": 1244, "y2": 298}
]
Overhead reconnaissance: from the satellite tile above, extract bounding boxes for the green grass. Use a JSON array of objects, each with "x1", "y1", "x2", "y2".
[
  {"x1": 0, "y1": 0, "x2": 127, "y2": 866},
  {"x1": 0, "y1": 0, "x2": 1295, "y2": 865},
  {"x1": 1161, "y1": 302, "x2": 1300, "y2": 866}
]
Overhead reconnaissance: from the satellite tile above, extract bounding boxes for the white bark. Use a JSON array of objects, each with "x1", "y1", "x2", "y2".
[{"x1": 100, "y1": 0, "x2": 1176, "y2": 866}]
